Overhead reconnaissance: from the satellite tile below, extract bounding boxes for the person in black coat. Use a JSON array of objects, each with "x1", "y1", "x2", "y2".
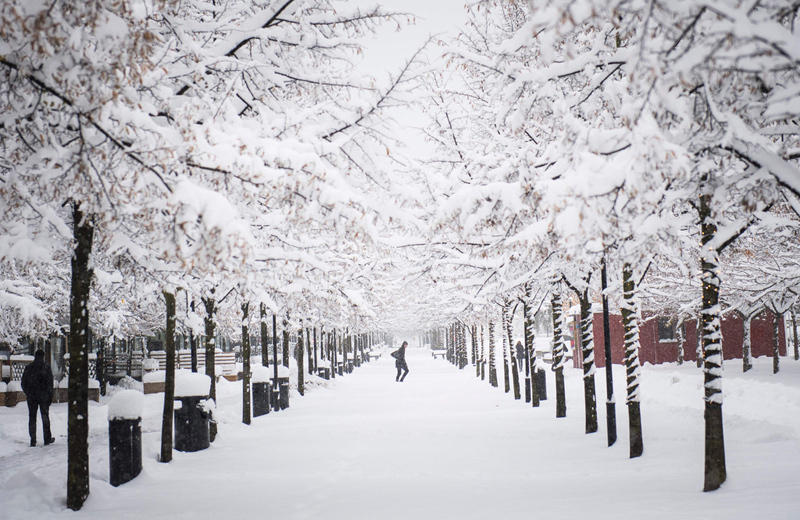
[
  {"x1": 21, "y1": 350, "x2": 55, "y2": 447},
  {"x1": 390, "y1": 341, "x2": 409, "y2": 382}
]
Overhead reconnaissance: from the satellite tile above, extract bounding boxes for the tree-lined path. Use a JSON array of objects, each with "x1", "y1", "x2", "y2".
[{"x1": 2, "y1": 346, "x2": 797, "y2": 519}]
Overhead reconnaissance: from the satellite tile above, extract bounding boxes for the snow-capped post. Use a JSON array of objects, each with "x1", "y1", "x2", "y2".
[
  {"x1": 161, "y1": 290, "x2": 177, "y2": 464},
  {"x1": 699, "y1": 180, "x2": 726, "y2": 492},
  {"x1": 67, "y1": 203, "x2": 94, "y2": 511},
  {"x1": 202, "y1": 295, "x2": 217, "y2": 443},
  {"x1": 621, "y1": 264, "x2": 643, "y2": 458},
  {"x1": 260, "y1": 303, "x2": 269, "y2": 368},
  {"x1": 242, "y1": 301, "x2": 251, "y2": 425},
  {"x1": 488, "y1": 321, "x2": 498, "y2": 387},
  {"x1": 108, "y1": 390, "x2": 143, "y2": 487},
  {"x1": 600, "y1": 259, "x2": 617, "y2": 447},
  {"x1": 296, "y1": 321, "x2": 304, "y2": 396},
  {"x1": 565, "y1": 276, "x2": 598, "y2": 434},
  {"x1": 524, "y1": 285, "x2": 539, "y2": 407},
  {"x1": 551, "y1": 292, "x2": 566, "y2": 418}
]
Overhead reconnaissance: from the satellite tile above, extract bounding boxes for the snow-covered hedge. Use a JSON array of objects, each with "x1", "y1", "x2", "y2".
[{"x1": 108, "y1": 389, "x2": 143, "y2": 420}]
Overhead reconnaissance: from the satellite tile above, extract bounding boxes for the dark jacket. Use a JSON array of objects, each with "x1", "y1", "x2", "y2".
[
  {"x1": 390, "y1": 346, "x2": 406, "y2": 367},
  {"x1": 21, "y1": 358, "x2": 54, "y2": 404}
]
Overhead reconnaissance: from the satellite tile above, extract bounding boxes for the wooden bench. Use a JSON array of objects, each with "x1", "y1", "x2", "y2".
[
  {"x1": 147, "y1": 349, "x2": 238, "y2": 379},
  {"x1": 431, "y1": 350, "x2": 447, "y2": 359}
]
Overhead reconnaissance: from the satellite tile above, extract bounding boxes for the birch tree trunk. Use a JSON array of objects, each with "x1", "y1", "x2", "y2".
[
  {"x1": 67, "y1": 204, "x2": 93, "y2": 511},
  {"x1": 161, "y1": 291, "x2": 176, "y2": 462},
  {"x1": 621, "y1": 264, "x2": 643, "y2": 458}
]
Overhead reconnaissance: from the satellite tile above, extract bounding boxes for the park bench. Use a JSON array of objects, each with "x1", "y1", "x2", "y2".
[{"x1": 431, "y1": 347, "x2": 446, "y2": 359}]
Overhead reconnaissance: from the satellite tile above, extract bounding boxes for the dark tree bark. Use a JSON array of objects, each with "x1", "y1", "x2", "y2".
[
  {"x1": 565, "y1": 277, "x2": 598, "y2": 434},
  {"x1": 792, "y1": 309, "x2": 798, "y2": 361},
  {"x1": 551, "y1": 292, "x2": 566, "y2": 418},
  {"x1": 272, "y1": 314, "x2": 279, "y2": 386},
  {"x1": 190, "y1": 300, "x2": 198, "y2": 372},
  {"x1": 601, "y1": 260, "x2": 617, "y2": 447},
  {"x1": 472, "y1": 325, "x2": 479, "y2": 378},
  {"x1": 524, "y1": 285, "x2": 539, "y2": 407},
  {"x1": 242, "y1": 302, "x2": 251, "y2": 425},
  {"x1": 504, "y1": 304, "x2": 520, "y2": 400},
  {"x1": 67, "y1": 204, "x2": 93, "y2": 511},
  {"x1": 313, "y1": 327, "x2": 319, "y2": 373},
  {"x1": 772, "y1": 310, "x2": 780, "y2": 374},
  {"x1": 161, "y1": 290, "x2": 176, "y2": 463},
  {"x1": 699, "y1": 184, "x2": 726, "y2": 492},
  {"x1": 203, "y1": 296, "x2": 217, "y2": 442},
  {"x1": 621, "y1": 264, "x2": 643, "y2": 458},
  {"x1": 488, "y1": 320, "x2": 498, "y2": 387},
  {"x1": 742, "y1": 312, "x2": 753, "y2": 373},
  {"x1": 307, "y1": 328, "x2": 313, "y2": 374},
  {"x1": 282, "y1": 316, "x2": 290, "y2": 368},
  {"x1": 260, "y1": 303, "x2": 269, "y2": 368},
  {"x1": 297, "y1": 322, "x2": 305, "y2": 395}
]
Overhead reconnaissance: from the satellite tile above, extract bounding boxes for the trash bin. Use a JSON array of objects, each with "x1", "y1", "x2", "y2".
[
  {"x1": 336, "y1": 362, "x2": 344, "y2": 376},
  {"x1": 252, "y1": 382, "x2": 271, "y2": 417},
  {"x1": 174, "y1": 396, "x2": 210, "y2": 452},
  {"x1": 317, "y1": 367, "x2": 330, "y2": 380},
  {"x1": 536, "y1": 369, "x2": 547, "y2": 400},
  {"x1": 275, "y1": 377, "x2": 290, "y2": 410},
  {"x1": 174, "y1": 372, "x2": 212, "y2": 452},
  {"x1": 108, "y1": 390, "x2": 143, "y2": 487},
  {"x1": 346, "y1": 360, "x2": 354, "y2": 373}
]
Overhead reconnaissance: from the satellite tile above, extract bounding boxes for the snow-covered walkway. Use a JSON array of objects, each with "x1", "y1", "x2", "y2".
[{"x1": 1, "y1": 348, "x2": 799, "y2": 519}]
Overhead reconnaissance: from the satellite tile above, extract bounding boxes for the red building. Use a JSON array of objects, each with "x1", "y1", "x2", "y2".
[{"x1": 573, "y1": 309, "x2": 786, "y2": 368}]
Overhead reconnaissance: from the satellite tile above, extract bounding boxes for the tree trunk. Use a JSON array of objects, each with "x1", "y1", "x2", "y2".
[
  {"x1": 699, "y1": 184, "x2": 726, "y2": 492},
  {"x1": 676, "y1": 319, "x2": 685, "y2": 366},
  {"x1": 621, "y1": 264, "x2": 643, "y2": 458},
  {"x1": 504, "y1": 305, "x2": 520, "y2": 399},
  {"x1": 524, "y1": 285, "x2": 539, "y2": 407},
  {"x1": 601, "y1": 260, "x2": 617, "y2": 447},
  {"x1": 313, "y1": 327, "x2": 318, "y2": 374},
  {"x1": 67, "y1": 204, "x2": 93, "y2": 511},
  {"x1": 272, "y1": 314, "x2": 279, "y2": 386},
  {"x1": 307, "y1": 328, "x2": 313, "y2": 374},
  {"x1": 297, "y1": 323, "x2": 305, "y2": 395},
  {"x1": 792, "y1": 309, "x2": 798, "y2": 361},
  {"x1": 190, "y1": 300, "x2": 198, "y2": 373},
  {"x1": 696, "y1": 313, "x2": 703, "y2": 368},
  {"x1": 242, "y1": 302, "x2": 251, "y2": 425},
  {"x1": 480, "y1": 324, "x2": 486, "y2": 380},
  {"x1": 488, "y1": 320, "x2": 498, "y2": 387},
  {"x1": 203, "y1": 296, "x2": 217, "y2": 442},
  {"x1": 578, "y1": 288, "x2": 598, "y2": 434},
  {"x1": 551, "y1": 292, "x2": 566, "y2": 418},
  {"x1": 161, "y1": 291, "x2": 176, "y2": 463},
  {"x1": 501, "y1": 312, "x2": 510, "y2": 393},
  {"x1": 742, "y1": 313, "x2": 753, "y2": 372},
  {"x1": 772, "y1": 310, "x2": 780, "y2": 374},
  {"x1": 282, "y1": 316, "x2": 290, "y2": 368},
  {"x1": 260, "y1": 303, "x2": 269, "y2": 368}
]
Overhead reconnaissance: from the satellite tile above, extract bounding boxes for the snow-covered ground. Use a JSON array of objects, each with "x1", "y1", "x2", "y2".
[{"x1": 1, "y1": 348, "x2": 798, "y2": 519}]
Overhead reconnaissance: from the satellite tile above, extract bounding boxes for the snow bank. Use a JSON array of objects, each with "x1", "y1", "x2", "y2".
[
  {"x1": 108, "y1": 390, "x2": 143, "y2": 420},
  {"x1": 89, "y1": 379, "x2": 100, "y2": 389},
  {"x1": 63, "y1": 353, "x2": 97, "y2": 360},
  {"x1": 58, "y1": 377, "x2": 68, "y2": 389},
  {"x1": 142, "y1": 358, "x2": 159, "y2": 370},
  {"x1": 8, "y1": 381, "x2": 22, "y2": 392},
  {"x1": 175, "y1": 372, "x2": 211, "y2": 397},
  {"x1": 55, "y1": 377, "x2": 100, "y2": 389},
  {"x1": 10, "y1": 354, "x2": 34, "y2": 362},
  {"x1": 0, "y1": 381, "x2": 6, "y2": 392},
  {"x1": 251, "y1": 365, "x2": 271, "y2": 383},
  {"x1": 272, "y1": 365, "x2": 290, "y2": 378}
]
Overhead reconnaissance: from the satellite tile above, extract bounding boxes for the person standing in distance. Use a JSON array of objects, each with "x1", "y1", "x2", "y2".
[
  {"x1": 390, "y1": 341, "x2": 409, "y2": 382},
  {"x1": 21, "y1": 350, "x2": 55, "y2": 447}
]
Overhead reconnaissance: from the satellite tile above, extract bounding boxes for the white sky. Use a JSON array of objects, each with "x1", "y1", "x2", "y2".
[{"x1": 350, "y1": 1, "x2": 469, "y2": 153}]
